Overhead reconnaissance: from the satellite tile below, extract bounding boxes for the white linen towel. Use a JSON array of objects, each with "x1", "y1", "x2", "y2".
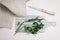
[
  {"x1": 0, "y1": 0, "x2": 28, "y2": 29},
  {"x1": 0, "y1": 4, "x2": 15, "y2": 29},
  {"x1": 0, "y1": 0, "x2": 27, "y2": 17}
]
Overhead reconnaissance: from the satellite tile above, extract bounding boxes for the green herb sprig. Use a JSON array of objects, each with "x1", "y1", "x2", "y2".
[{"x1": 14, "y1": 16, "x2": 44, "y2": 35}]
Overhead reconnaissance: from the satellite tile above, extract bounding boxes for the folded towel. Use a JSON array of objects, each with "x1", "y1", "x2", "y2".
[
  {"x1": 0, "y1": 4, "x2": 15, "y2": 29},
  {"x1": 0, "y1": 0, "x2": 27, "y2": 17},
  {"x1": 0, "y1": 0, "x2": 28, "y2": 29}
]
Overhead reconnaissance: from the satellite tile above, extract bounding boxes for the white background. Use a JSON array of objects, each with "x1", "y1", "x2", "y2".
[{"x1": 0, "y1": 0, "x2": 60, "y2": 40}]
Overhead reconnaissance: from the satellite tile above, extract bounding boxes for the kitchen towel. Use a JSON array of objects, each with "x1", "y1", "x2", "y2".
[
  {"x1": 0, "y1": 0, "x2": 27, "y2": 17},
  {"x1": 0, "y1": 4, "x2": 15, "y2": 29},
  {"x1": 0, "y1": 0, "x2": 28, "y2": 29}
]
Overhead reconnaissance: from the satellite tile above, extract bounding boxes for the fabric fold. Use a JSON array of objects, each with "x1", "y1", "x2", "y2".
[
  {"x1": 0, "y1": 4, "x2": 15, "y2": 29},
  {"x1": 0, "y1": 0, "x2": 27, "y2": 17},
  {"x1": 0, "y1": 0, "x2": 28, "y2": 29}
]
